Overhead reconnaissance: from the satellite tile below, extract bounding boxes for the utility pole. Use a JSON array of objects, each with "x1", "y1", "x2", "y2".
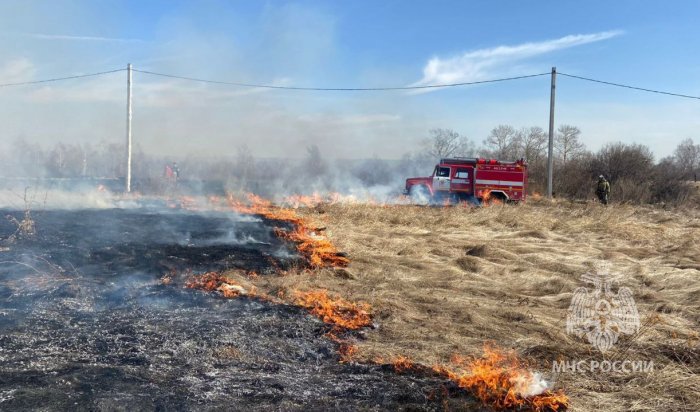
[
  {"x1": 547, "y1": 67, "x2": 556, "y2": 199},
  {"x1": 126, "y1": 63, "x2": 133, "y2": 193}
]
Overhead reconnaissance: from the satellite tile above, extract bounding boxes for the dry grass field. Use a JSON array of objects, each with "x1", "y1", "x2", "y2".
[{"x1": 226, "y1": 197, "x2": 700, "y2": 411}]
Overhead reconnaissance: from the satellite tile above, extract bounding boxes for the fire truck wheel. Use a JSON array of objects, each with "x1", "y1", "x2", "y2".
[{"x1": 482, "y1": 191, "x2": 508, "y2": 206}]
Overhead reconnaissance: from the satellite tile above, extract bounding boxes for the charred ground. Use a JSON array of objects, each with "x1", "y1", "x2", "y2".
[
  {"x1": 0, "y1": 208, "x2": 297, "y2": 276},
  {"x1": 0, "y1": 207, "x2": 467, "y2": 411}
]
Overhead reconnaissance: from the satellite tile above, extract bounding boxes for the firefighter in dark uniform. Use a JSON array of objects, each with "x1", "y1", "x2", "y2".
[{"x1": 596, "y1": 175, "x2": 610, "y2": 205}]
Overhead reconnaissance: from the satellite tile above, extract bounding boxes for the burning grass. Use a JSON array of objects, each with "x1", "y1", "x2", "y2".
[
  {"x1": 185, "y1": 272, "x2": 245, "y2": 298},
  {"x1": 337, "y1": 342, "x2": 359, "y2": 363},
  {"x1": 185, "y1": 272, "x2": 252, "y2": 298},
  {"x1": 293, "y1": 289, "x2": 373, "y2": 330},
  {"x1": 433, "y1": 346, "x2": 568, "y2": 411},
  {"x1": 4, "y1": 203, "x2": 509, "y2": 410},
  {"x1": 229, "y1": 199, "x2": 700, "y2": 411},
  {"x1": 227, "y1": 193, "x2": 349, "y2": 268},
  {"x1": 182, "y1": 268, "x2": 568, "y2": 411},
  {"x1": 380, "y1": 347, "x2": 568, "y2": 411},
  {"x1": 392, "y1": 355, "x2": 415, "y2": 373},
  {"x1": 481, "y1": 189, "x2": 504, "y2": 206},
  {"x1": 153, "y1": 193, "x2": 699, "y2": 410},
  {"x1": 184, "y1": 273, "x2": 372, "y2": 343},
  {"x1": 184, "y1": 271, "x2": 375, "y2": 373}
]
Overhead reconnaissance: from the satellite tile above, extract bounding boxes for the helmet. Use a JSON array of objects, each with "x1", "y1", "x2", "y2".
[{"x1": 599, "y1": 175, "x2": 604, "y2": 179}]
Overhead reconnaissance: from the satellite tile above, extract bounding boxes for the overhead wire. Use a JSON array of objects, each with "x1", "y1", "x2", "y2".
[
  {"x1": 0, "y1": 68, "x2": 126, "y2": 88},
  {"x1": 558, "y1": 72, "x2": 700, "y2": 100},
  {"x1": 1, "y1": 66, "x2": 698, "y2": 100},
  {"x1": 131, "y1": 69, "x2": 549, "y2": 91}
]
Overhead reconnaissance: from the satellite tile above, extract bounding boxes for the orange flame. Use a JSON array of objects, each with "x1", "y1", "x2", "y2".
[
  {"x1": 324, "y1": 331, "x2": 360, "y2": 363},
  {"x1": 184, "y1": 272, "x2": 246, "y2": 298},
  {"x1": 338, "y1": 343, "x2": 359, "y2": 363},
  {"x1": 433, "y1": 346, "x2": 568, "y2": 411},
  {"x1": 280, "y1": 192, "x2": 387, "y2": 208},
  {"x1": 186, "y1": 272, "x2": 271, "y2": 301},
  {"x1": 392, "y1": 355, "x2": 415, "y2": 373},
  {"x1": 274, "y1": 226, "x2": 349, "y2": 268},
  {"x1": 184, "y1": 272, "x2": 224, "y2": 291},
  {"x1": 179, "y1": 195, "x2": 198, "y2": 210},
  {"x1": 293, "y1": 290, "x2": 372, "y2": 330},
  {"x1": 227, "y1": 193, "x2": 349, "y2": 268},
  {"x1": 481, "y1": 190, "x2": 503, "y2": 206},
  {"x1": 281, "y1": 193, "x2": 326, "y2": 208}
]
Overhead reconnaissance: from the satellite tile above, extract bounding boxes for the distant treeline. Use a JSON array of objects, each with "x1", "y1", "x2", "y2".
[
  {"x1": 1, "y1": 129, "x2": 698, "y2": 204},
  {"x1": 423, "y1": 126, "x2": 699, "y2": 205}
]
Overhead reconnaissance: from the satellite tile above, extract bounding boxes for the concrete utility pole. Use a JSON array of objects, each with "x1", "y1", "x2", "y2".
[
  {"x1": 547, "y1": 67, "x2": 556, "y2": 199},
  {"x1": 126, "y1": 63, "x2": 133, "y2": 193}
]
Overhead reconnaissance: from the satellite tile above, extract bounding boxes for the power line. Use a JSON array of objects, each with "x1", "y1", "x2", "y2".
[
  {"x1": 0, "y1": 68, "x2": 126, "y2": 88},
  {"x1": 132, "y1": 69, "x2": 550, "y2": 91},
  {"x1": 2, "y1": 66, "x2": 698, "y2": 100},
  {"x1": 559, "y1": 72, "x2": 700, "y2": 100}
]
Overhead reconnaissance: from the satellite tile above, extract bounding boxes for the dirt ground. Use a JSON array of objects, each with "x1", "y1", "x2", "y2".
[{"x1": 229, "y1": 198, "x2": 700, "y2": 411}]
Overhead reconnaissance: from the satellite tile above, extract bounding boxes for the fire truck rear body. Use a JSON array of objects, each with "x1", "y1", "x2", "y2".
[{"x1": 404, "y1": 157, "x2": 528, "y2": 203}]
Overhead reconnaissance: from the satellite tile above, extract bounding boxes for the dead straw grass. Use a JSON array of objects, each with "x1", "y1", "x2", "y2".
[{"x1": 226, "y1": 199, "x2": 700, "y2": 411}]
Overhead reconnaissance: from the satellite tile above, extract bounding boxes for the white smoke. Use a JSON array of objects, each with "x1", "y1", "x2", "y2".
[{"x1": 511, "y1": 371, "x2": 550, "y2": 397}]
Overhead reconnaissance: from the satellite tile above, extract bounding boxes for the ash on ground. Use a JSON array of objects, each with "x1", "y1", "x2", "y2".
[{"x1": 0, "y1": 208, "x2": 456, "y2": 411}]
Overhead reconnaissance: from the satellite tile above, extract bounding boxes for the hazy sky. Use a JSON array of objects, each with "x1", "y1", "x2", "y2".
[{"x1": 1, "y1": 0, "x2": 698, "y2": 159}]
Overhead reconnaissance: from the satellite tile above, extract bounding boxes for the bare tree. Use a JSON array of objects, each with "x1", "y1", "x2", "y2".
[
  {"x1": 483, "y1": 125, "x2": 520, "y2": 159},
  {"x1": 519, "y1": 126, "x2": 547, "y2": 163},
  {"x1": 46, "y1": 143, "x2": 86, "y2": 177},
  {"x1": 422, "y1": 128, "x2": 472, "y2": 159},
  {"x1": 652, "y1": 156, "x2": 693, "y2": 204},
  {"x1": 673, "y1": 138, "x2": 699, "y2": 179},
  {"x1": 506, "y1": 126, "x2": 548, "y2": 192},
  {"x1": 592, "y1": 142, "x2": 654, "y2": 183},
  {"x1": 555, "y1": 125, "x2": 585, "y2": 164}
]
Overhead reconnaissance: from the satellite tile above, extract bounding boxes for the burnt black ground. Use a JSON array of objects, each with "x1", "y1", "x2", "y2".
[
  {"x1": 0, "y1": 208, "x2": 462, "y2": 411},
  {"x1": 0, "y1": 208, "x2": 298, "y2": 276}
]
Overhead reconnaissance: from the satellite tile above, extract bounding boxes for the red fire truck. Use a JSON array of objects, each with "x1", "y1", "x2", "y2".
[{"x1": 404, "y1": 157, "x2": 528, "y2": 203}]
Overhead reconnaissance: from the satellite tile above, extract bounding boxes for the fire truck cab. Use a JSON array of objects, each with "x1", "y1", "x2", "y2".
[{"x1": 404, "y1": 157, "x2": 528, "y2": 204}]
